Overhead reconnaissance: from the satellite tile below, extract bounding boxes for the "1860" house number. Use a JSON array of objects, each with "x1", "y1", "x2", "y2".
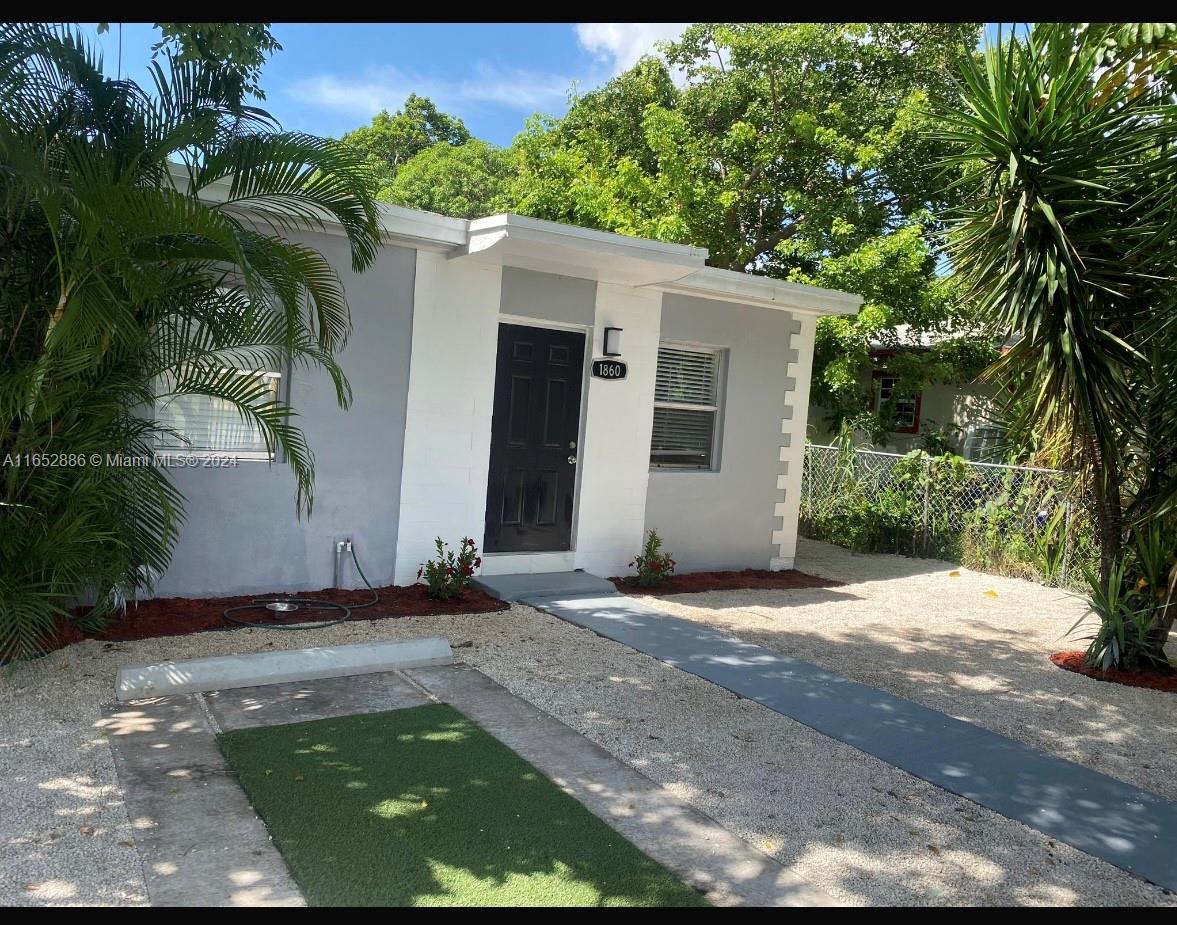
[{"x1": 591, "y1": 359, "x2": 628, "y2": 380}]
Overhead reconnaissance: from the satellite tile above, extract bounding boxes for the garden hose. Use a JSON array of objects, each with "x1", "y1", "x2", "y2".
[{"x1": 222, "y1": 544, "x2": 379, "y2": 631}]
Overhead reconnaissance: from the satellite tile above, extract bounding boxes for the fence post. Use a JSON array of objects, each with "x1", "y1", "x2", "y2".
[
  {"x1": 921, "y1": 456, "x2": 931, "y2": 557},
  {"x1": 806, "y1": 447, "x2": 813, "y2": 514},
  {"x1": 1060, "y1": 497, "x2": 1074, "y2": 586}
]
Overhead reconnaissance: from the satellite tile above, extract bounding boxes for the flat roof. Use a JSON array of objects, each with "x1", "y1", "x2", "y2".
[{"x1": 198, "y1": 168, "x2": 861, "y2": 316}]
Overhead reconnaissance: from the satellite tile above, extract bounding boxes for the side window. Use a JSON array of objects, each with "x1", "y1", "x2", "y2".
[
  {"x1": 873, "y1": 373, "x2": 920, "y2": 434},
  {"x1": 156, "y1": 369, "x2": 283, "y2": 459},
  {"x1": 651, "y1": 345, "x2": 723, "y2": 470}
]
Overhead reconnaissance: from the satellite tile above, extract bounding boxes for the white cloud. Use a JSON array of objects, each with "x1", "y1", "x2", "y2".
[
  {"x1": 288, "y1": 61, "x2": 575, "y2": 119},
  {"x1": 575, "y1": 23, "x2": 691, "y2": 76}
]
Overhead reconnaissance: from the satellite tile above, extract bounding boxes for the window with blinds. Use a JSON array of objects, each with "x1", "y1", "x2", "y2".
[
  {"x1": 651, "y1": 345, "x2": 722, "y2": 470},
  {"x1": 155, "y1": 371, "x2": 281, "y2": 459}
]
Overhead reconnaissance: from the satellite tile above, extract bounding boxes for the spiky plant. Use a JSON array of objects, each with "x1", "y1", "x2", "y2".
[
  {"x1": 0, "y1": 23, "x2": 380, "y2": 659},
  {"x1": 934, "y1": 23, "x2": 1177, "y2": 668}
]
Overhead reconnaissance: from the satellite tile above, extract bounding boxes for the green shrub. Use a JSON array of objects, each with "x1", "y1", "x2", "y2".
[
  {"x1": 629, "y1": 529, "x2": 676, "y2": 587},
  {"x1": 801, "y1": 446, "x2": 1097, "y2": 588},
  {"x1": 417, "y1": 537, "x2": 480, "y2": 600}
]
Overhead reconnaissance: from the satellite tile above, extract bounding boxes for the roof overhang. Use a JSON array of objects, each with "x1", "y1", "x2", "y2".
[
  {"x1": 452, "y1": 213, "x2": 708, "y2": 287},
  {"x1": 653, "y1": 267, "x2": 863, "y2": 317},
  {"x1": 181, "y1": 162, "x2": 861, "y2": 316}
]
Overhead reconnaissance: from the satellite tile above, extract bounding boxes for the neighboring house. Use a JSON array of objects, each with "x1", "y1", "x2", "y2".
[
  {"x1": 152, "y1": 202, "x2": 861, "y2": 597},
  {"x1": 808, "y1": 329, "x2": 1002, "y2": 460}
]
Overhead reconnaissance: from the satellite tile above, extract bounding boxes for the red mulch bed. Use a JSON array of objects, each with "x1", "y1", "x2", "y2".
[
  {"x1": 1050, "y1": 650, "x2": 1177, "y2": 694},
  {"x1": 609, "y1": 568, "x2": 844, "y2": 596},
  {"x1": 45, "y1": 584, "x2": 509, "y2": 654}
]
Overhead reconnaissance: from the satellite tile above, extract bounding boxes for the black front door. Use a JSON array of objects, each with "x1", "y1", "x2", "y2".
[{"x1": 484, "y1": 324, "x2": 585, "y2": 553}]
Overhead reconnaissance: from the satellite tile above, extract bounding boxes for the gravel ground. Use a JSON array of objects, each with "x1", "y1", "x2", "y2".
[
  {"x1": 2, "y1": 569, "x2": 1174, "y2": 906},
  {"x1": 647, "y1": 538, "x2": 1177, "y2": 804}
]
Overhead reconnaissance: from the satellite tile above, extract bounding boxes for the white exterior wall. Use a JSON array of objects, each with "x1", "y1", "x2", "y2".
[
  {"x1": 393, "y1": 251, "x2": 502, "y2": 584},
  {"x1": 571, "y1": 283, "x2": 662, "y2": 577},
  {"x1": 397, "y1": 260, "x2": 662, "y2": 582}
]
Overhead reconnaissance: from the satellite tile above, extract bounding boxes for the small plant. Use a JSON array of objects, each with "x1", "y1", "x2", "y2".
[
  {"x1": 629, "y1": 529, "x2": 676, "y2": 587},
  {"x1": 417, "y1": 537, "x2": 481, "y2": 600}
]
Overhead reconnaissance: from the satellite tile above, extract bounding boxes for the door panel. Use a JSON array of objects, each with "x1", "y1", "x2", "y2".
[{"x1": 485, "y1": 324, "x2": 585, "y2": 553}]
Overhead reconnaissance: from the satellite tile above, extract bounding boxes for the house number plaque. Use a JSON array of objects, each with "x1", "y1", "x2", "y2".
[{"x1": 591, "y1": 359, "x2": 628, "y2": 380}]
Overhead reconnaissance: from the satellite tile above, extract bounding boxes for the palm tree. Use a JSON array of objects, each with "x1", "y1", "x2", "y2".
[
  {"x1": 0, "y1": 24, "x2": 380, "y2": 659},
  {"x1": 935, "y1": 24, "x2": 1177, "y2": 669}
]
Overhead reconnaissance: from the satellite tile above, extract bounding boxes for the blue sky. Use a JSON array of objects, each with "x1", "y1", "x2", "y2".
[{"x1": 83, "y1": 23, "x2": 690, "y2": 145}]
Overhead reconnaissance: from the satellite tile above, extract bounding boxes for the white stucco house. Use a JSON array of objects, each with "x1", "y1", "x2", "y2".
[{"x1": 154, "y1": 203, "x2": 862, "y2": 596}]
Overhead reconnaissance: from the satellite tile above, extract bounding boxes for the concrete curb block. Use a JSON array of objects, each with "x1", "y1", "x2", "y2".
[{"x1": 115, "y1": 638, "x2": 453, "y2": 702}]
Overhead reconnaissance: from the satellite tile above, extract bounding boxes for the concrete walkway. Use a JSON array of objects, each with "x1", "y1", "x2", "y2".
[
  {"x1": 106, "y1": 665, "x2": 831, "y2": 906},
  {"x1": 472, "y1": 572, "x2": 1177, "y2": 894}
]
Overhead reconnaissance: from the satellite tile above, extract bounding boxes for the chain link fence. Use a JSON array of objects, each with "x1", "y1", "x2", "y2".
[{"x1": 800, "y1": 444, "x2": 1099, "y2": 589}]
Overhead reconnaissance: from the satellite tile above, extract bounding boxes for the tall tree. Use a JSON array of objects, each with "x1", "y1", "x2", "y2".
[
  {"x1": 382, "y1": 139, "x2": 516, "y2": 217},
  {"x1": 97, "y1": 22, "x2": 282, "y2": 98},
  {"x1": 512, "y1": 23, "x2": 989, "y2": 440},
  {"x1": 936, "y1": 23, "x2": 1177, "y2": 669},
  {"x1": 0, "y1": 23, "x2": 379, "y2": 658},
  {"x1": 340, "y1": 95, "x2": 471, "y2": 198}
]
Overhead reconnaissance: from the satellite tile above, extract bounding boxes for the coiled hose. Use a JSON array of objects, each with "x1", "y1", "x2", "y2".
[{"x1": 222, "y1": 544, "x2": 379, "y2": 630}]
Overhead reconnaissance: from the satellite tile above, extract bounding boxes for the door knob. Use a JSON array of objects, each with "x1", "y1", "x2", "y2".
[{"x1": 567, "y1": 455, "x2": 577, "y2": 465}]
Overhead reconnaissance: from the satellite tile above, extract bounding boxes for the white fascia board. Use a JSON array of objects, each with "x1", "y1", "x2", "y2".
[
  {"x1": 655, "y1": 266, "x2": 863, "y2": 317},
  {"x1": 375, "y1": 202, "x2": 468, "y2": 250},
  {"x1": 465, "y1": 213, "x2": 707, "y2": 265},
  {"x1": 456, "y1": 213, "x2": 708, "y2": 285},
  {"x1": 178, "y1": 164, "x2": 469, "y2": 251}
]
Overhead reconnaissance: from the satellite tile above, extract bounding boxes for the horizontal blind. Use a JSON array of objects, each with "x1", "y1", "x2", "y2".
[
  {"x1": 156, "y1": 373, "x2": 280, "y2": 455},
  {"x1": 650, "y1": 407, "x2": 714, "y2": 468},
  {"x1": 655, "y1": 346, "x2": 719, "y2": 406}
]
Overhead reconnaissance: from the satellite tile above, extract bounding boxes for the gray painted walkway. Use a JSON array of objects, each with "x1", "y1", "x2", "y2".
[
  {"x1": 106, "y1": 666, "x2": 832, "y2": 906},
  {"x1": 473, "y1": 571, "x2": 1177, "y2": 893}
]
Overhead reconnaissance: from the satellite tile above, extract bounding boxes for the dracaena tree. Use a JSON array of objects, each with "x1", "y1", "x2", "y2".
[
  {"x1": 0, "y1": 23, "x2": 380, "y2": 659},
  {"x1": 935, "y1": 23, "x2": 1177, "y2": 670}
]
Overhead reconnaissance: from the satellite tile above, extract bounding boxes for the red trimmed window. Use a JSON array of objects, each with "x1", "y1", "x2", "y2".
[{"x1": 871, "y1": 371, "x2": 921, "y2": 435}]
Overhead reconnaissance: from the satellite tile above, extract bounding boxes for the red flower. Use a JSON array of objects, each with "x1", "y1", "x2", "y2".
[
  {"x1": 446, "y1": 567, "x2": 455, "y2": 576},
  {"x1": 474, "y1": 557, "x2": 482, "y2": 568},
  {"x1": 466, "y1": 538, "x2": 476, "y2": 547},
  {"x1": 463, "y1": 565, "x2": 474, "y2": 576}
]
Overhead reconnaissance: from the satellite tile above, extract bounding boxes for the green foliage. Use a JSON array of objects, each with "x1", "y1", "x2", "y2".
[
  {"x1": 417, "y1": 537, "x2": 480, "y2": 600},
  {"x1": 1071, "y1": 540, "x2": 1176, "y2": 673},
  {"x1": 1073, "y1": 522, "x2": 1177, "y2": 671},
  {"x1": 98, "y1": 22, "x2": 281, "y2": 98},
  {"x1": 340, "y1": 95, "x2": 471, "y2": 196},
  {"x1": 802, "y1": 446, "x2": 1098, "y2": 585},
  {"x1": 934, "y1": 22, "x2": 1177, "y2": 667},
  {"x1": 917, "y1": 421, "x2": 961, "y2": 457},
  {"x1": 510, "y1": 23, "x2": 990, "y2": 440},
  {"x1": 629, "y1": 529, "x2": 676, "y2": 587},
  {"x1": 383, "y1": 140, "x2": 516, "y2": 218},
  {"x1": 0, "y1": 23, "x2": 379, "y2": 659}
]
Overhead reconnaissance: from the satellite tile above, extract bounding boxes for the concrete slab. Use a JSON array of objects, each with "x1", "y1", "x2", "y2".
[
  {"x1": 471, "y1": 570, "x2": 617, "y2": 602},
  {"x1": 535, "y1": 593, "x2": 1177, "y2": 894},
  {"x1": 116, "y1": 637, "x2": 452, "y2": 701},
  {"x1": 406, "y1": 663, "x2": 835, "y2": 907},
  {"x1": 204, "y1": 672, "x2": 429, "y2": 732},
  {"x1": 100, "y1": 696, "x2": 303, "y2": 907}
]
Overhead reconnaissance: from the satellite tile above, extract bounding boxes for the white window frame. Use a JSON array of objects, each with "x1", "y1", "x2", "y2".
[
  {"x1": 650, "y1": 343, "x2": 724, "y2": 472},
  {"x1": 155, "y1": 367, "x2": 284, "y2": 461},
  {"x1": 963, "y1": 424, "x2": 1004, "y2": 463},
  {"x1": 874, "y1": 374, "x2": 919, "y2": 432}
]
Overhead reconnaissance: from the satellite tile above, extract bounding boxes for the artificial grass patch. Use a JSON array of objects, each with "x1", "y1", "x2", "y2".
[{"x1": 217, "y1": 704, "x2": 708, "y2": 907}]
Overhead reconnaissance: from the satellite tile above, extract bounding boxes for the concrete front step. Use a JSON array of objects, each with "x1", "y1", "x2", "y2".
[{"x1": 471, "y1": 570, "x2": 618, "y2": 602}]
